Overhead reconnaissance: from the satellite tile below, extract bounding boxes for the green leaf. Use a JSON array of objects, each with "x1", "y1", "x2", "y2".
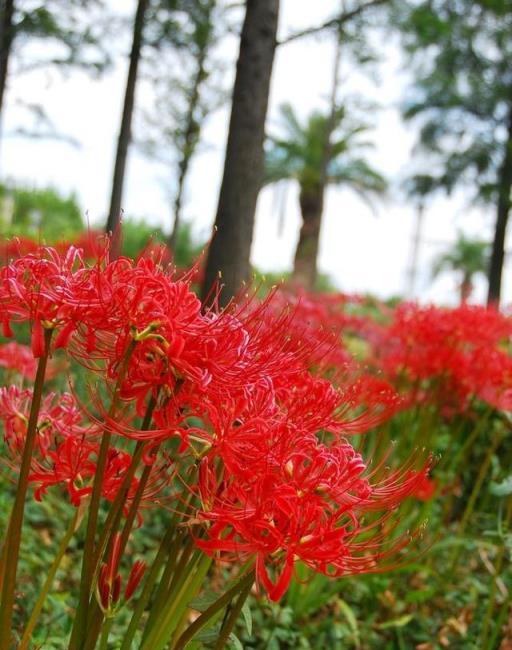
[
  {"x1": 336, "y1": 598, "x2": 360, "y2": 647},
  {"x1": 378, "y1": 614, "x2": 414, "y2": 630},
  {"x1": 241, "y1": 600, "x2": 252, "y2": 636},
  {"x1": 194, "y1": 624, "x2": 221, "y2": 643},
  {"x1": 405, "y1": 587, "x2": 436, "y2": 604},
  {"x1": 228, "y1": 633, "x2": 244, "y2": 650},
  {"x1": 189, "y1": 590, "x2": 221, "y2": 612},
  {"x1": 267, "y1": 638, "x2": 280, "y2": 650}
]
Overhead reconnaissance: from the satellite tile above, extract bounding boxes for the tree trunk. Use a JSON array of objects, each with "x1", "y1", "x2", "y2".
[
  {"x1": 460, "y1": 273, "x2": 472, "y2": 304},
  {"x1": 201, "y1": 0, "x2": 280, "y2": 305},
  {"x1": 0, "y1": 0, "x2": 15, "y2": 147},
  {"x1": 487, "y1": 109, "x2": 512, "y2": 306},
  {"x1": 106, "y1": 0, "x2": 148, "y2": 236},
  {"x1": 169, "y1": 157, "x2": 187, "y2": 253},
  {"x1": 293, "y1": 185, "x2": 324, "y2": 288},
  {"x1": 169, "y1": 0, "x2": 214, "y2": 253}
]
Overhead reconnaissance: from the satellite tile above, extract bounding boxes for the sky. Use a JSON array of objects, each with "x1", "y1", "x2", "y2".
[{"x1": 1, "y1": 0, "x2": 507, "y2": 305}]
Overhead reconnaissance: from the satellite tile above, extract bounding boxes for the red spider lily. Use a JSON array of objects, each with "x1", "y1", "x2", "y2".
[
  {"x1": 0, "y1": 385, "x2": 171, "y2": 509},
  {"x1": 29, "y1": 436, "x2": 98, "y2": 505},
  {"x1": 0, "y1": 387, "x2": 86, "y2": 456},
  {"x1": 0, "y1": 245, "x2": 93, "y2": 356},
  {"x1": 195, "y1": 435, "x2": 430, "y2": 600},
  {"x1": 0, "y1": 342, "x2": 38, "y2": 379},
  {"x1": 0, "y1": 236, "x2": 40, "y2": 264},
  {"x1": 26, "y1": 432, "x2": 173, "y2": 511},
  {"x1": 186, "y1": 355, "x2": 429, "y2": 602},
  {"x1": 410, "y1": 472, "x2": 437, "y2": 501},
  {"x1": 0, "y1": 240, "x2": 435, "y2": 612},
  {"x1": 24, "y1": 434, "x2": 172, "y2": 510},
  {"x1": 67, "y1": 256, "x2": 211, "y2": 397},
  {"x1": 275, "y1": 372, "x2": 403, "y2": 436},
  {"x1": 0, "y1": 342, "x2": 64, "y2": 380},
  {"x1": 370, "y1": 302, "x2": 512, "y2": 413}
]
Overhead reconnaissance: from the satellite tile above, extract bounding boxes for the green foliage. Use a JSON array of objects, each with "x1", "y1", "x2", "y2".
[
  {"x1": 0, "y1": 183, "x2": 83, "y2": 240},
  {"x1": 119, "y1": 217, "x2": 167, "y2": 259},
  {"x1": 264, "y1": 103, "x2": 386, "y2": 198},
  {"x1": 432, "y1": 232, "x2": 490, "y2": 284},
  {"x1": 398, "y1": 0, "x2": 512, "y2": 206},
  {"x1": 251, "y1": 268, "x2": 337, "y2": 293},
  {"x1": 172, "y1": 220, "x2": 205, "y2": 267},
  {"x1": 120, "y1": 217, "x2": 204, "y2": 267},
  {"x1": 12, "y1": 1, "x2": 110, "y2": 74},
  {"x1": 6, "y1": 1, "x2": 111, "y2": 141}
]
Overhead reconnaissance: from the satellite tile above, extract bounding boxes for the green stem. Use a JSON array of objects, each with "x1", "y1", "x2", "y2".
[
  {"x1": 446, "y1": 408, "x2": 493, "y2": 473},
  {"x1": 213, "y1": 575, "x2": 253, "y2": 650},
  {"x1": 119, "y1": 522, "x2": 178, "y2": 650},
  {"x1": 19, "y1": 507, "x2": 82, "y2": 650},
  {"x1": 479, "y1": 495, "x2": 512, "y2": 647},
  {"x1": 82, "y1": 395, "x2": 159, "y2": 650},
  {"x1": 172, "y1": 569, "x2": 255, "y2": 650},
  {"x1": 140, "y1": 535, "x2": 192, "y2": 644},
  {"x1": 98, "y1": 617, "x2": 114, "y2": 650},
  {"x1": 118, "y1": 444, "x2": 160, "y2": 556},
  {"x1": 93, "y1": 392, "x2": 158, "y2": 571},
  {"x1": 451, "y1": 431, "x2": 503, "y2": 570},
  {"x1": 69, "y1": 339, "x2": 136, "y2": 650},
  {"x1": 0, "y1": 328, "x2": 52, "y2": 650},
  {"x1": 141, "y1": 552, "x2": 212, "y2": 650},
  {"x1": 139, "y1": 496, "x2": 197, "y2": 646},
  {"x1": 486, "y1": 595, "x2": 511, "y2": 650}
]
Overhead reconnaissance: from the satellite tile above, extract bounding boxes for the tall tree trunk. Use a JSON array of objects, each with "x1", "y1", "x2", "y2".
[
  {"x1": 169, "y1": 0, "x2": 214, "y2": 252},
  {"x1": 488, "y1": 109, "x2": 512, "y2": 306},
  {"x1": 0, "y1": 0, "x2": 15, "y2": 170},
  {"x1": 293, "y1": 185, "x2": 324, "y2": 288},
  {"x1": 201, "y1": 0, "x2": 280, "y2": 305},
  {"x1": 169, "y1": 156, "x2": 188, "y2": 253},
  {"x1": 106, "y1": 0, "x2": 148, "y2": 235},
  {"x1": 460, "y1": 272, "x2": 472, "y2": 304}
]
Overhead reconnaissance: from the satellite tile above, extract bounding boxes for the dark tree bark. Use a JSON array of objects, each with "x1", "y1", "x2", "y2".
[
  {"x1": 201, "y1": 0, "x2": 280, "y2": 305},
  {"x1": 460, "y1": 273, "x2": 472, "y2": 304},
  {"x1": 293, "y1": 185, "x2": 324, "y2": 288},
  {"x1": 106, "y1": 0, "x2": 148, "y2": 235},
  {"x1": 487, "y1": 109, "x2": 512, "y2": 306},
  {"x1": 0, "y1": 0, "x2": 15, "y2": 120}
]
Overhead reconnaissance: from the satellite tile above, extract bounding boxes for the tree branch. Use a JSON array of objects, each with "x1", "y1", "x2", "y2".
[{"x1": 277, "y1": 0, "x2": 389, "y2": 46}]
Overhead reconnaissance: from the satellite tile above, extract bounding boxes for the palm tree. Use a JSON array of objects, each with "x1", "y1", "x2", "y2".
[
  {"x1": 432, "y1": 233, "x2": 490, "y2": 303},
  {"x1": 264, "y1": 103, "x2": 386, "y2": 289}
]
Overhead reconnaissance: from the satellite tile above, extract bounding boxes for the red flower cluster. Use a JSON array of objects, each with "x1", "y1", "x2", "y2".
[
  {"x1": 370, "y1": 303, "x2": 512, "y2": 413},
  {"x1": 0, "y1": 342, "x2": 38, "y2": 379},
  {"x1": 0, "y1": 240, "x2": 430, "y2": 600},
  {"x1": 273, "y1": 291, "x2": 512, "y2": 415}
]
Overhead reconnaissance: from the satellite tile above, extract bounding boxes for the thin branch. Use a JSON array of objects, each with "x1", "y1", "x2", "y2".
[{"x1": 277, "y1": 0, "x2": 389, "y2": 46}]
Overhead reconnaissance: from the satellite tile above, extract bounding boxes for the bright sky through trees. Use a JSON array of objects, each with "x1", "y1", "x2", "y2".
[{"x1": 1, "y1": 0, "x2": 505, "y2": 304}]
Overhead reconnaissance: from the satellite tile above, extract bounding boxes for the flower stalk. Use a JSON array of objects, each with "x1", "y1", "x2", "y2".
[
  {"x1": 69, "y1": 338, "x2": 137, "y2": 650},
  {"x1": 0, "y1": 327, "x2": 53, "y2": 650}
]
